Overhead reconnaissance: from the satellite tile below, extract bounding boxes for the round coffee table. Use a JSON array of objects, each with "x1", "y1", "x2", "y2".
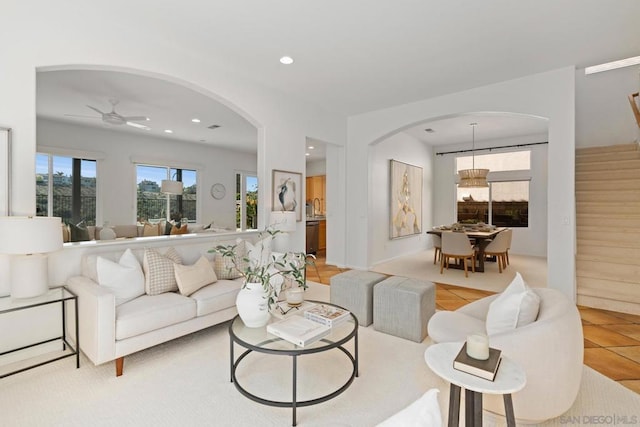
[
  {"x1": 229, "y1": 300, "x2": 358, "y2": 426},
  {"x1": 425, "y1": 342, "x2": 526, "y2": 427}
]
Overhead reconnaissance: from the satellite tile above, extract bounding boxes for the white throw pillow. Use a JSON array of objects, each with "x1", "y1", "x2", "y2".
[
  {"x1": 377, "y1": 389, "x2": 442, "y2": 427},
  {"x1": 96, "y1": 248, "x2": 145, "y2": 305},
  {"x1": 486, "y1": 272, "x2": 541, "y2": 335},
  {"x1": 246, "y1": 235, "x2": 273, "y2": 267},
  {"x1": 174, "y1": 256, "x2": 217, "y2": 296}
]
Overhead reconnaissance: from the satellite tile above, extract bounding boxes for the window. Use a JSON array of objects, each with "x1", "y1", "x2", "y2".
[
  {"x1": 36, "y1": 153, "x2": 97, "y2": 225},
  {"x1": 136, "y1": 165, "x2": 197, "y2": 223},
  {"x1": 456, "y1": 151, "x2": 530, "y2": 227},
  {"x1": 236, "y1": 172, "x2": 258, "y2": 231}
]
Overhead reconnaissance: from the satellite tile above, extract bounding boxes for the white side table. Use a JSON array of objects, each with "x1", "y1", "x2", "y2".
[{"x1": 425, "y1": 342, "x2": 526, "y2": 427}]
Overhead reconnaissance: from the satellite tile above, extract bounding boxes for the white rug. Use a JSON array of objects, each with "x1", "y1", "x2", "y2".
[
  {"x1": 1, "y1": 282, "x2": 638, "y2": 427},
  {"x1": 372, "y1": 250, "x2": 548, "y2": 293}
]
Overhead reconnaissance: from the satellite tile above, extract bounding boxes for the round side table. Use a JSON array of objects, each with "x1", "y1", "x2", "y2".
[{"x1": 425, "y1": 342, "x2": 526, "y2": 427}]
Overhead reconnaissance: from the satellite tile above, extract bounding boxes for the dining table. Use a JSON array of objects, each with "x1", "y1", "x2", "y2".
[{"x1": 427, "y1": 227, "x2": 507, "y2": 273}]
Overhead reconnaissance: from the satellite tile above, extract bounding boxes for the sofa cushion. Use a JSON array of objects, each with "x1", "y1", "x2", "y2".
[
  {"x1": 96, "y1": 248, "x2": 145, "y2": 305},
  {"x1": 115, "y1": 292, "x2": 196, "y2": 340},
  {"x1": 143, "y1": 247, "x2": 183, "y2": 295},
  {"x1": 427, "y1": 310, "x2": 487, "y2": 343},
  {"x1": 174, "y1": 256, "x2": 217, "y2": 296},
  {"x1": 190, "y1": 279, "x2": 243, "y2": 316},
  {"x1": 486, "y1": 272, "x2": 540, "y2": 335},
  {"x1": 113, "y1": 224, "x2": 139, "y2": 238}
]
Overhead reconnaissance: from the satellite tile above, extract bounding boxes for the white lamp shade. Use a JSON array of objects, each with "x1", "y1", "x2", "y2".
[
  {"x1": 270, "y1": 211, "x2": 297, "y2": 232},
  {"x1": 161, "y1": 180, "x2": 184, "y2": 195},
  {"x1": 0, "y1": 216, "x2": 63, "y2": 254}
]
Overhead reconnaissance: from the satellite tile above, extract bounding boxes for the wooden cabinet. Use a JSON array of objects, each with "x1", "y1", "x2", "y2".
[
  {"x1": 306, "y1": 175, "x2": 326, "y2": 215},
  {"x1": 319, "y1": 219, "x2": 326, "y2": 251}
]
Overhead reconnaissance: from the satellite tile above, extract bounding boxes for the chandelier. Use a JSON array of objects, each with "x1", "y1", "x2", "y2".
[{"x1": 458, "y1": 123, "x2": 489, "y2": 188}]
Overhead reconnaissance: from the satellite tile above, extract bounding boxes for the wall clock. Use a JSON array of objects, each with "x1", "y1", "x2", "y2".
[{"x1": 210, "y1": 183, "x2": 226, "y2": 200}]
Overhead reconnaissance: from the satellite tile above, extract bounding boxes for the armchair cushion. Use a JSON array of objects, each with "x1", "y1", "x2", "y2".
[{"x1": 486, "y1": 272, "x2": 540, "y2": 335}]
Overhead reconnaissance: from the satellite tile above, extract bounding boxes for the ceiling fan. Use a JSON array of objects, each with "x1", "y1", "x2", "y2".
[{"x1": 65, "y1": 99, "x2": 150, "y2": 129}]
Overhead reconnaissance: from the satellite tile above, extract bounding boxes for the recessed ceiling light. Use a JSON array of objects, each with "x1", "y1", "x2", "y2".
[
  {"x1": 191, "y1": 118, "x2": 201, "y2": 123},
  {"x1": 308, "y1": 146, "x2": 315, "y2": 150},
  {"x1": 585, "y1": 55, "x2": 640, "y2": 75},
  {"x1": 305, "y1": 153, "x2": 310, "y2": 156},
  {"x1": 164, "y1": 129, "x2": 173, "y2": 134},
  {"x1": 280, "y1": 56, "x2": 294, "y2": 65}
]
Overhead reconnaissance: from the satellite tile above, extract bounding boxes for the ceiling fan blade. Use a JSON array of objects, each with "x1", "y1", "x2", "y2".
[
  {"x1": 64, "y1": 114, "x2": 101, "y2": 119},
  {"x1": 122, "y1": 115, "x2": 149, "y2": 122},
  {"x1": 87, "y1": 105, "x2": 106, "y2": 115},
  {"x1": 126, "y1": 121, "x2": 150, "y2": 130}
]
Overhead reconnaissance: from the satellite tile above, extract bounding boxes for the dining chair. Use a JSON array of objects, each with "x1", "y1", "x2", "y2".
[
  {"x1": 483, "y1": 230, "x2": 510, "y2": 273},
  {"x1": 440, "y1": 231, "x2": 476, "y2": 277},
  {"x1": 431, "y1": 234, "x2": 442, "y2": 265},
  {"x1": 504, "y1": 228, "x2": 513, "y2": 265}
]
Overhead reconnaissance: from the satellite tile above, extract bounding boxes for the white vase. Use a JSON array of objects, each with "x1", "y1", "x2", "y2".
[{"x1": 236, "y1": 282, "x2": 271, "y2": 327}]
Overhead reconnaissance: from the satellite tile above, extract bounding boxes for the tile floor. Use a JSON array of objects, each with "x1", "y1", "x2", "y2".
[{"x1": 308, "y1": 252, "x2": 640, "y2": 395}]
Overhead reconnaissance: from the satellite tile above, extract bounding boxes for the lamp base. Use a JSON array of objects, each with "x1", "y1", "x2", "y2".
[{"x1": 10, "y1": 254, "x2": 49, "y2": 299}]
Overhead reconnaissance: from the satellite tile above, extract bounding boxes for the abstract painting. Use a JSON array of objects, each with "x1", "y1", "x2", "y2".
[
  {"x1": 272, "y1": 169, "x2": 303, "y2": 222},
  {"x1": 390, "y1": 159, "x2": 422, "y2": 239}
]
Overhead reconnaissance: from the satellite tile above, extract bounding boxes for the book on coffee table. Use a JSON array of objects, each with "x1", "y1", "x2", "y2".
[
  {"x1": 267, "y1": 316, "x2": 331, "y2": 347},
  {"x1": 304, "y1": 304, "x2": 350, "y2": 327},
  {"x1": 453, "y1": 342, "x2": 502, "y2": 381}
]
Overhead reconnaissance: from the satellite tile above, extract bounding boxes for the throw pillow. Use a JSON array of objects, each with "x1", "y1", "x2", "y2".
[
  {"x1": 96, "y1": 249, "x2": 145, "y2": 305},
  {"x1": 99, "y1": 227, "x2": 117, "y2": 240},
  {"x1": 170, "y1": 224, "x2": 188, "y2": 235},
  {"x1": 174, "y1": 256, "x2": 217, "y2": 296},
  {"x1": 143, "y1": 247, "x2": 183, "y2": 295},
  {"x1": 213, "y1": 240, "x2": 247, "y2": 279},
  {"x1": 142, "y1": 222, "x2": 160, "y2": 237},
  {"x1": 70, "y1": 221, "x2": 90, "y2": 242},
  {"x1": 245, "y1": 235, "x2": 273, "y2": 267},
  {"x1": 164, "y1": 220, "x2": 175, "y2": 236},
  {"x1": 376, "y1": 389, "x2": 441, "y2": 427},
  {"x1": 61, "y1": 224, "x2": 70, "y2": 243},
  {"x1": 486, "y1": 272, "x2": 541, "y2": 335}
]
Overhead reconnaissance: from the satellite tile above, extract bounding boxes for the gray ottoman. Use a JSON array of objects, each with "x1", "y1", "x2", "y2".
[
  {"x1": 373, "y1": 276, "x2": 435, "y2": 342},
  {"x1": 330, "y1": 270, "x2": 386, "y2": 326}
]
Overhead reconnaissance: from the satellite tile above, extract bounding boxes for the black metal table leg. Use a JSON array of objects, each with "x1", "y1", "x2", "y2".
[
  {"x1": 504, "y1": 394, "x2": 516, "y2": 427},
  {"x1": 229, "y1": 336, "x2": 234, "y2": 383},
  {"x1": 448, "y1": 384, "x2": 461, "y2": 427},
  {"x1": 292, "y1": 354, "x2": 297, "y2": 426}
]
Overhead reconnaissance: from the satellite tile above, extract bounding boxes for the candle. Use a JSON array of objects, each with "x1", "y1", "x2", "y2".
[{"x1": 466, "y1": 333, "x2": 490, "y2": 360}]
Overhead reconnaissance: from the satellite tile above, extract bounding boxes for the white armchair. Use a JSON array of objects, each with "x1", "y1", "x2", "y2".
[{"x1": 427, "y1": 288, "x2": 583, "y2": 424}]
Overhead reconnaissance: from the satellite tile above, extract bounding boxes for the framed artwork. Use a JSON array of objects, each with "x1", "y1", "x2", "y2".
[
  {"x1": 272, "y1": 169, "x2": 303, "y2": 222},
  {"x1": 0, "y1": 127, "x2": 11, "y2": 216},
  {"x1": 389, "y1": 159, "x2": 422, "y2": 239}
]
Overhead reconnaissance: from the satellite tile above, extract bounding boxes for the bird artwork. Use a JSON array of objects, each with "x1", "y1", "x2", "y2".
[{"x1": 277, "y1": 177, "x2": 297, "y2": 212}]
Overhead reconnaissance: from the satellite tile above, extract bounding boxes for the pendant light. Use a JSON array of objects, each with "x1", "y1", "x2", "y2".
[{"x1": 458, "y1": 122, "x2": 489, "y2": 188}]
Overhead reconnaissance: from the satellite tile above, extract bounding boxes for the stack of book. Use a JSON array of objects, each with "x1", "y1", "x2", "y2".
[
  {"x1": 453, "y1": 343, "x2": 503, "y2": 381},
  {"x1": 266, "y1": 316, "x2": 331, "y2": 347},
  {"x1": 304, "y1": 304, "x2": 350, "y2": 327}
]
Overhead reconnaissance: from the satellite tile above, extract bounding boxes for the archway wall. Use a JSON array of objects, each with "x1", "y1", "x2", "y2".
[
  {"x1": 345, "y1": 67, "x2": 576, "y2": 299},
  {"x1": 0, "y1": 6, "x2": 347, "y2": 255}
]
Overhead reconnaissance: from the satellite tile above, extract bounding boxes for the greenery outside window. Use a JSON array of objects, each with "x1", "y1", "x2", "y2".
[
  {"x1": 36, "y1": 153, "x2": 97, "y2": 225},
  {"x1": 236, "y1": 172, "x2": 258, "y2": 231},
  {"x1": 136, "y1": 165, "x2": 197, "y2": 223}
]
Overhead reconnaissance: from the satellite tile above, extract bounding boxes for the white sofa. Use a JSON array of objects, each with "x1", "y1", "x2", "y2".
[
  {"x1": 66, "y1": 245, "x2": 243, "y2": 376},
  {"x1": 427, "y1": 287, "x2": 583, "y2": 424}
]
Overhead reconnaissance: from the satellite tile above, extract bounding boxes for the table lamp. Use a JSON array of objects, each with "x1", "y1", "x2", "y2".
[
  {"x1": 269, "y1": 211, "x2": 296, "y2": 253},
  {"x1": 0, "y1": 216, "x2": 63, "y2": 298}
]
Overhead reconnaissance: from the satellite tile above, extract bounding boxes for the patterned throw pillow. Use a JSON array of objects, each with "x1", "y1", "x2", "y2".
[
  {"x1": 213, "y1": 240, "x2": 247, "y2": 279},
  {"x1": 143, "y1": 247, "x2": 183, "y2": 295}
]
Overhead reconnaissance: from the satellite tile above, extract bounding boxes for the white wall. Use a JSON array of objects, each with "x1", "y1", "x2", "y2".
[
  {"x1": 37, "y1": 118, "x2": 256, "y2": 229},
  {"x1": 369, "y1": 132, "x2": 433, "y2": 264},
  {"x1": 576, "y1": 66, "x2": 640, "y2": 147},
  {"x1": 432, "y1": 134, "x2": 548, "y2": 257},
  {"x1": 345, "y1": 68, "x2": 576, "y2": 300}
]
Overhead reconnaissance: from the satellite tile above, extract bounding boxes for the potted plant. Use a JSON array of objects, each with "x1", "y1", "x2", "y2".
[{"x1": 209, "y1": 229, "x2": 310, "y2": 327}]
